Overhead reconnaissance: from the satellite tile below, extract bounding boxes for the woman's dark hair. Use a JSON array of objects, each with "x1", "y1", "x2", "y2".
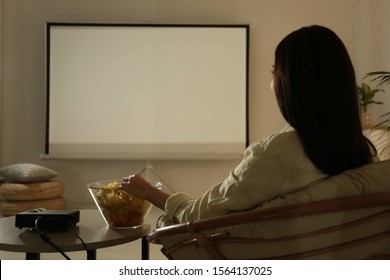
[{"x1": 273, "y1": 25, "x2": 375, "y2": 175}]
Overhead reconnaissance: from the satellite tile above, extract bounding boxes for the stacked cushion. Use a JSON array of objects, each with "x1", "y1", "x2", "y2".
[
  {"x1": 0, "y1": 163, "x2": 67, "y2": 216},
  {"x1": 0, "y1": 163, "x2": 58, "y2": 183}
]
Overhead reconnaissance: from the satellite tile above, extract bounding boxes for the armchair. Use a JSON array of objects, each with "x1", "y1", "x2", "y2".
[{"x1": 147, "y1": 161, "x2": 390, "y2": 259}]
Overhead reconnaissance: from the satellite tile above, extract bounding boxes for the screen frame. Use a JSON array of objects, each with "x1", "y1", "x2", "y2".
[{"x1": 43, "y1": 23, "x2": 250, "y2": 160}]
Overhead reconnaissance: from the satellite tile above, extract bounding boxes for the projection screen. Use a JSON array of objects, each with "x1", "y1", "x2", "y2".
[{"x1": 43, "y1": 23, "x2": 249, "y2": 160}]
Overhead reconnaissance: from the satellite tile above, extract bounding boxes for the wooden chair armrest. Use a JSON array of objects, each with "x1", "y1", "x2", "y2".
[{"x1": 147, "y1": 192, "x2": 390, "y2": 244}]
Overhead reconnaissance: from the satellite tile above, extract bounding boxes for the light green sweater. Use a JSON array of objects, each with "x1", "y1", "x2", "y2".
[{"x1": 161, "y1": 126, "x2": 327, "y2": 225}]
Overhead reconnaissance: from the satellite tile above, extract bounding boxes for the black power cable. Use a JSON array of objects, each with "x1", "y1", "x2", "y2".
[
  {"x1": 71, "y1": 224, "x2": 88, "y2": 252},
  {"x1": 34, "y1": 217, "x2": 71, "y2": 260},
  {"x1": 32, "y1": 216, "x2": 89, "y2": 260}
]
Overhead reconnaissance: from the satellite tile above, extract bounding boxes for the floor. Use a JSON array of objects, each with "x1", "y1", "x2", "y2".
[{"x1": 0, "y1": 207, "x2": 168, "y2": 260}]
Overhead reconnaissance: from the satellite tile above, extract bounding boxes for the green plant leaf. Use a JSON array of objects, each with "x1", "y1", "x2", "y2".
[
  {"x1": 357, "y1": 82, "x2": 385, "y2": 111},
  {"x1": 365, "y1": 71, "x2": 390, "y2": 87}
]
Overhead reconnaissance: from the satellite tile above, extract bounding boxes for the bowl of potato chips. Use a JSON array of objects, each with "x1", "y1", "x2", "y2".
[{"x1": 88, "y1": 179, "x2": 162, "y2": 229}]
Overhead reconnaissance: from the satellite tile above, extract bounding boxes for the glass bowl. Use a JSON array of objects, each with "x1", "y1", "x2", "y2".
[{"x1": 87, "y1": 179, "x2": 162, "y2": 229}]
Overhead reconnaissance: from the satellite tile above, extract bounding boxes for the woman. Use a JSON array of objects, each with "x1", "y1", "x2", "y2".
[{"x1": 119, "y1": 25, "x2": 376, "y2": 224}]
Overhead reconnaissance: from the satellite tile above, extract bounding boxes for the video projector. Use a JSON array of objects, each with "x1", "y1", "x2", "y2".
[{"x1": 15, "y1": 208, "x2": 80, "y2": 231}]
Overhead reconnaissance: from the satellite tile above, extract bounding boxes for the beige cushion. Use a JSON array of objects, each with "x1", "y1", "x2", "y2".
[
  {"x1": 228, "y1": 160, "x2": 390, "y2": 238},
  {"x1": 260, "y1": 160, "x2": 390, "y2": 209},
  {"x1": 0, "y1": 197, "x2": 67, "y2": 216},
  {"x1": 0, "y1": 163, "x2": 58, "y2": 183},
  {"x1": 0, "y1": 181, "x2": 65, "y2": 201}
]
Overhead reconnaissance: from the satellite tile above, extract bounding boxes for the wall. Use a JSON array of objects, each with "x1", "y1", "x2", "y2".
[
  {"x1": 354, "y1": 0, "x2": 390, "y2": 121},
  {"x1": 0, "y1": 0, "x2": 375, "y2": 206}
]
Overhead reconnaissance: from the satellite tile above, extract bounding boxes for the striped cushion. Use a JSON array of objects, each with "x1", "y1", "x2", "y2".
[{"x1": 0, "y1": 163, "x2": 58, "y2": 183}]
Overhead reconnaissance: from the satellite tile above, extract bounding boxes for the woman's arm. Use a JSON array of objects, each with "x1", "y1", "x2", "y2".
[{"x1": 119, "y1": 174, "x2": 170, "y2": 210}]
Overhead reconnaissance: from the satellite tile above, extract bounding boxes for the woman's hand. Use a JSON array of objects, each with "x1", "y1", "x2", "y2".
[
  {"x1": 119, "y1": 174, "x2": 170, "y2": 210},
  {"x1": 120, "y1": 174, "x2": 152, "y2": 200}
]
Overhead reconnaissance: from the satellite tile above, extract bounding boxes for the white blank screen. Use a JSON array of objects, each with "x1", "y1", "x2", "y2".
[{"x1": 45, "y1": 24, "x2": 248, "y2": 159}]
